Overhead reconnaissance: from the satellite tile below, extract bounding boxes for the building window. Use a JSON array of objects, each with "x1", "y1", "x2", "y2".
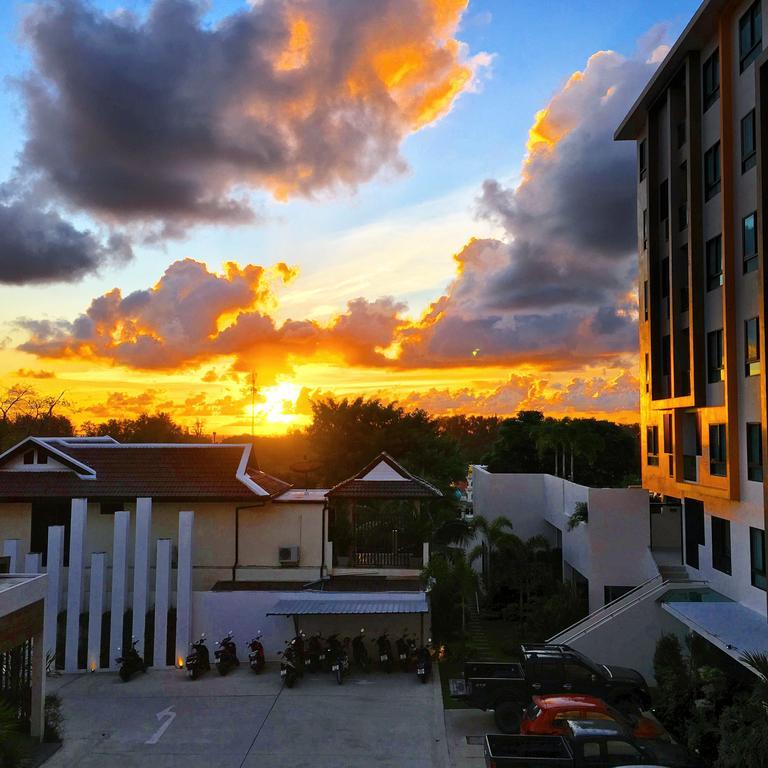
[
  {"x1": 747, "y1": 423, "x2": 763, "y2": 482},
  {"x1": 22, "y1": 450, "x2": 34, "y2": 465},
  {"x1": 37, "y1": 452, "x2": 47, "y2": 465},
  {"x1": 743, "y1": 212, "x2": 758, "y2": 273},
  {"x1": 704, "y1": 142, "x2": 721, "y2": 200},
  {"x1": 639, "y1": 139, "x2": 647, "y2": 181},
  {"x1": 645, "y1": 352, "x2": 650, "y2": 393},
  {"x1": 643, "y1": 280, "x2": 649, "y2": 321},
  {"x1": 680, "y1": 247, "x2": 689, "y2": 312},
  {"x1": 706, "y1": 235, "x2": 723, "y2": 290},
  {"x1": 707, "y1": 329, "x2": 724, "y2": 383},
  {"x1": 709, "y1": 424, "x2": 727, "y2": 477},
  {"x1": 642, "y1": 209, "x2": 648, "y2": 250},
  {"x1": 678, "y1": 162, "x2": 688, "y2": 231},
  {"x1": 740, "y1": 1, "x2": 762, "y2": 72},
  {"x1": 661, "y1": 257, "x2": 670, "y2": 298},
  {"x1": 750, "y1": 528, "x2": 767, "y2": 589},
  {"x1": 742, "y1": 109, "x2": 757, "y2": 172},
  {"x1": 647, "y1": 426, "x2": 659, "y2": 466},
  {"x1": 659, "y1": 179, "x2": 669, "y2": 241},
  {"x1": 663, "y1": 413, "x2": 673, "y2": 454},
  {"x1": 677, "y1": 121, "x2": 687, "y2": 149},
  {"x1": 703, "y1": 49, "x2": 720, "y2": 110},
  {"x1": 745, "y1": 317, "x2": 761, "y2": 376},
  {"x1": 662, "y1": 335, "x2": 671, "y2": 396},
  {"x1": 711, "y1": 515, "x2": 732, "y2": 574},
  {"x1": 679, "y1": 327, "x2": 691, "y2": 396}
]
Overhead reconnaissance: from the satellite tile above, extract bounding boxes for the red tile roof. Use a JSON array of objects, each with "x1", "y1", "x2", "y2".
[{"x1": 0, "y1": 438, "x2": 291, "y2": 501}]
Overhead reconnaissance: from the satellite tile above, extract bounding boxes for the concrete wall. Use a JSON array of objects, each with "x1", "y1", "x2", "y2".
[{"x1": 192, "y1": 590, "x2": 429, "y2": 659}]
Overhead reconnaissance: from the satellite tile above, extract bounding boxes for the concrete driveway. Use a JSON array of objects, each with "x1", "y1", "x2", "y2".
[{"x1": 45, "y1": 664, "x2": 449, "y2": 768}]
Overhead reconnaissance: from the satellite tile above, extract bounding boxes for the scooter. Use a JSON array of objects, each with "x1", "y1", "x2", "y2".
[
  {"x1": 214, "y1": 631, "x2": 239, "y2": 676},
  {"x1": 415, "y1": 638, "x2": 433, "y2": 683},
  {"x1": 248, "y1": 632, "x2": 266, "y2": 673},
  {"x1": 186, "y1": 633, "x2": 211, "y2": 680},
  {"x1": 327, "y1": 633, "x2": 349, "y2": 685},
  {"x1": 305, "y1": 632, "x2": 325, "y2": 672},
  {"x1": 116, "y1": 637, "x2": 146, "y2": 682},
  {"x1": 292, "y1": 631, "x2": 306, "y2": 676},
  {"x1": 279, "y1": 638, "x2": 301, "y2": 688},
  {"x1": 376, "y1": 631, "x2": 394, "y2": 673},
  {"x1": 352, "y1": 628, "x2": 371, "y2": 672},
  {"x1": 396, "y1": 630, "x2": 415, "y2": 672}
]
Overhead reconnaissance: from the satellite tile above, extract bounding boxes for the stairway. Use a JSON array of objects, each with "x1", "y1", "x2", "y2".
[
  {"x1": 657, "y1": 564, "x2": 691, "y2": 583},
  {"x1": 465, "y1": 602, "x2": 494, "y2": 661}
]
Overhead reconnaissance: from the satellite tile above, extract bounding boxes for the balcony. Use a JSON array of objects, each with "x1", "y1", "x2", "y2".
[{"x1": 683, "y1": 455, "x2": 698, "y2": 482}]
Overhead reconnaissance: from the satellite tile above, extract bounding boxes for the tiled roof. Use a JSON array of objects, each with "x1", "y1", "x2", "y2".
[
  {"x1": 326, "y1": 452, "x2": 442, "y2": 499},
  {"x1": 0, "y1": 438, "x2": 291, "y2": 501}
]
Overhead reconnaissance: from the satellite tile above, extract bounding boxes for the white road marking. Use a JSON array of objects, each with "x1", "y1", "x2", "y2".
[{"x1": 145, "y1": 705, "x2": 176, "y2": 745}]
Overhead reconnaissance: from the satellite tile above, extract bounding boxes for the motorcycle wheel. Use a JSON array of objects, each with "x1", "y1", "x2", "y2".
[
  {"x1": 189, "y1": 667, "x2": 199, "y2": 680},
  {"x1": 336, "y1": 666, "x2": 343, "y2": 685},
  {"x1": 119, "y1": 667, "x2": 130, "y2": 682},
  {"x1": 217, "y1": 662, "x2": 226, "y2": 676},
  {"x1": 285, "y1": 671, "x2": 296, "y2": 688}
]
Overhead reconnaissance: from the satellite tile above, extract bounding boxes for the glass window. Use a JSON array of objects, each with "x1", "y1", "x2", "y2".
[
  {"x1": 644, "y1": 353, "x2": 650, "y2": 393},
  {"x1": 639, "y1": 139, "x2": 647, "y2": 181},
  {"x1": 703, "y1": 49, "x2": 720, "y2": 110},
  {"x1": 707, "y1": 329, "x2": 724, "y2": 383},
  {"x1": 679, "y1": 162, "x2": 688, "y2": 231},
  {"x1": 740, "y1": 1, "x2": 762, "y2": 72},
  {"x1": 23, "y1": 450, "x2": 34, "y2": 465},
  {"x1": 606, "y1": 741, "x2": 642, "y2": 758},
  {"x1": 647, "y1": 426, "x2": 659, "y2": 466},
  {"x1": 661, "y1": 257, "x2": 670, "y2": 298},
  {"x1": 710, "y1": 424, "x2": 727, "y2": 477},
  {"x1": 677, "y1": 121, "x2": 687, "y2": 149},
  {"x1": 747, "y1": 423, "x2": 763, "y2": 482},
  {"x1": 745, "y1": 318, "x2": 760, "y2": 376},
  {"x1": 642, "y1": 209, "x2": 648, "y2": 250},
  {"x1": 643, "y1": 280, "x2": 648, "y2": 321},
  {"x1": 562, "y1": 662, "x2": 594, "y2": 684},
  {"x1": 712, "y1": 515, "x2": 732, "y2": 574},
  {"x1": 680, "y1": 247, "x2": 689, "y2": 311},
  {"x1": 750, "y1": 528, "x2": 767, "y2": 590},
  {"x1": 743, "y1": 212, "x2": 758, "y2": 273},
  {"x1": 664, "y1": 413, "x2": 673, "y2": 454},
  {"x1": 706, "y1": 235, "x2": 723, "y2": 290},
  {"x1": 742, "y1": 110, "x2": 757, "y2": 172},
  {"x1": 659, "y1": 179, "x2": 669, "y2": 221},
  {"x1": 705, "y1": 143, "x2": 721, "y2": 200}
]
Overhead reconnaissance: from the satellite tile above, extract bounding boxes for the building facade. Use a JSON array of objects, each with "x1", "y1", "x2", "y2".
[{"x1": 617, "y1": 0, "x2": 768, "y2": 621}]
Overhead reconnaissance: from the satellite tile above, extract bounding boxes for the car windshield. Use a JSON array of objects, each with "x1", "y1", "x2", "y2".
[{"x1": 567, "y1": 649, "x2": 602, "y2": 675}]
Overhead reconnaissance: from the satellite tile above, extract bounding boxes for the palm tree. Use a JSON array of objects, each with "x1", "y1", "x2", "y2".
[{"x1": 468, "y1": 514, "x2": 517, "y2": 597}]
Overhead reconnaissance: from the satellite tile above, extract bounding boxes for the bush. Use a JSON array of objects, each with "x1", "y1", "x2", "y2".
[
  {"x1": 0, "y1": 700, "x2": 29, "y2": 768},
  {"x1": 715, "y1": 689, "x2": 768, "y2": 768},
  {"x1": 567, "y1": 501, "x2": 588, "y2": 530},
  {"x1": 653, "y1": 634, "x2": 694, "y2": 741},
  {"x1": 44, "y1": 693, "x2": 64, "y2": 743}
]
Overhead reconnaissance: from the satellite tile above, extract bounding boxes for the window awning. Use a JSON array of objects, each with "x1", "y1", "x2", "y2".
[
  {"x1": 267, "y1": 594, "x2": 428, "y2": 616},
  {"x1": 662, "y1": 594, "x2": 768, "y2": 673}
]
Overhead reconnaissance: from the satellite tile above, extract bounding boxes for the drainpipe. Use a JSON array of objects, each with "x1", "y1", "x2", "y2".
[{"x1": 232, "y1": 502, "x2": 266, "y2": 583}]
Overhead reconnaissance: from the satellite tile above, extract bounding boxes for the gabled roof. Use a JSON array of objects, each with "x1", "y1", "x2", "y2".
[
  {"x1": 0, "y1": 437, "x2": 291, "y2": 501},
  {"x1": 326, "y1": 452, "x2": 442, "y2": 499}
]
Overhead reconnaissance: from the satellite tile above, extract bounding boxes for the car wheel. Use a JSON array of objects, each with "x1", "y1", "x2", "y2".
[{"x1": 494, "y1": 701, "x2": 522, "y2": 734}]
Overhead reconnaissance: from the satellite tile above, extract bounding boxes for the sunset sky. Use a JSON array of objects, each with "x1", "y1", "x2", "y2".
[{"x1": 0, "y1": 0, "x2": 700, "y2": 436}]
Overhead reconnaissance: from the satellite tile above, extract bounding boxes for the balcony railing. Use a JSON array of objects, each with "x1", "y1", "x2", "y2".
[
  {"x1": 351, "y1": 552, "x2": 421, "y2": 569},
  {"x1": 683, "y1": 455, "x2": 698, "y2": 482}
]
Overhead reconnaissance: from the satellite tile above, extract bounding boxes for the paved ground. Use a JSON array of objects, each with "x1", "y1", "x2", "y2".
[
  {"x1": 45, "y1": 664, "x2": 450, "y2": 768},
  {"x1": 444, "y1": 708, "x2": 495, "y2": 768}
]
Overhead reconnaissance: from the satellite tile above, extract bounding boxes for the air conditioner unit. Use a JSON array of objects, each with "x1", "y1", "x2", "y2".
[{"x1": 279, "y1": 546, "x2": 300, "y2": 566}]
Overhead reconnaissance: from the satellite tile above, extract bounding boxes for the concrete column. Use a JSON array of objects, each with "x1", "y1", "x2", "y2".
[
  {"x1": 65, "y1": 498, "x2": 87, "y2": 672},
  {"x1": 422, "y1": 541, "x2": 430, "y2": 568},
  {"x1": 131, "y1": 498, "x2": 152, "y2": 653},
  {"x1": 44, "y1": 526, "x2": 65, "y2": 660},
  {"x1": 30, "y1": 629, "x2": 45, "y2": 742},
  {"x1": 3, "y1": 539, "x2": 20, "y2": 572},
  {"x1": 24, "y1": 552, "x2": 41, "y2": 574},
  {"x1": 154, "y1": 539, "x2": 171, "y2": 668},
  {"x1": 109, "y1": 511, "x2": 130, "y2": 670},
  {"x1": 174, "y1": 511, "x2": 194, "y2": 668},
  {"x1": 87, "y1": 552, "x2": 106, "y2": 672}
]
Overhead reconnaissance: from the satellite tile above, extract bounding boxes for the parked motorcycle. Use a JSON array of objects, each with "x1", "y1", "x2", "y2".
[
  {"x1": 279, "y1": 638, "x2": 301, "y2": 688},
  {"x1": 376, "y1": 631, "x2": 394, "y2": 673},
  {"x1": 396, "y1": 630, "x2": 415, "y2": 672},
  {"x1": 415, "y1": 638, "x2": 432, "y2": 683},
  {"x1": 305, "y1": 632, "x2": 326, "y2": 672},
  {"x1": 248, "y1": 632, "x2": 266, "y2": 674},
  {"x1": 352, "y1": 628, "x2": 371, "y2": 672},
  {"x1": 326, "y1": 633, "x2": 349, "y2": 685},
  {"x1": 116, "y1": 637, "x2": 146, "y2": 682},
  {"x1": 292, "y1": 630, "x2": 306, "y2": 676},
  {"x1": 214, "y1": 631, "x2": 239, "y2": 676},
  {"x1": 186, "y1": 633, "x2": 211, "y2": 680}
]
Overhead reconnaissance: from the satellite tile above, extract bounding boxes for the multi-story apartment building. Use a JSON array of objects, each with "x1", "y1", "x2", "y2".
[{"x1": 616, "y1": 0, "x2": 768, "y2": 621}]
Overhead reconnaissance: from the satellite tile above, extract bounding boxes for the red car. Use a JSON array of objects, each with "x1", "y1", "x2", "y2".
[{"x1": 520, "y1": 694, "x2": 666, "y2": 740}]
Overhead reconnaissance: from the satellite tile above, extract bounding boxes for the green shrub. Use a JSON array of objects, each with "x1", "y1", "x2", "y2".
[
  {"x1": 44, "y1": 693, "x2": 64, "y2": 743},
  {"x1": 715, "y1": 690, "x2": 768, "y2": 768},
  {"x1": 0, "y1": 700, "x2": 29, "y2": 768}
]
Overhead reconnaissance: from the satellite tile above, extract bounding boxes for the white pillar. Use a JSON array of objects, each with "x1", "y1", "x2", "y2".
[
  {"x1": 30, "y1": 628, "x2": 45, "y2": 742},
  {"x1": 154, "y1": 539, "x2": 171, "y2": 668},
  {"x1": 24, "y1": 552, "x2": 41, "y2": 574},
  {"x1": 65, "y1": 498, "x2": 87, "y2": 672},
  {"x1": 87, "y1": 552, "x2": 106, "y2": 672},
  {"x1": 131, "y1": 498, "x2": 152, "y2": 653},
  {"x1": 3, "y1": 539, "x2": 20, "y2": 572},
  {"x1": 110, "y1": 511, "x2": 130, "y2": 670},
  {"x1": 174, "y1": 511, "x2": 194, "y2": 668},
  {"x1": 44, "y1": 526, "x2": 65, "y2": 661}
]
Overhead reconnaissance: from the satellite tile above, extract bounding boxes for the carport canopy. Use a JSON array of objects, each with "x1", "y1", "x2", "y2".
[{"x1": 267, "y1": 595, "x2": 428, "y2": 616}]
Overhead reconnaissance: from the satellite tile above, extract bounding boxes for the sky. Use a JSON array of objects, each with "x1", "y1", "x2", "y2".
[{"x1": 0, "y1": 0, "x2": 701, "y2": 436}]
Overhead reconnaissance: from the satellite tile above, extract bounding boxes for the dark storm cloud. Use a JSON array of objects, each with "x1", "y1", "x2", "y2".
[{"x1": 0, "y1": 199, "x2": 133, "y2": 285}]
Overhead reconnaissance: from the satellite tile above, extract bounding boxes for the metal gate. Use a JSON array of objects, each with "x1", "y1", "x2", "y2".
[{"x1": 0, "y1": 638, "x2": 33, "y2": 728}]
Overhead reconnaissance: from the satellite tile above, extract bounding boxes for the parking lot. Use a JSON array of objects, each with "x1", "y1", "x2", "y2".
[{"x1": 45, "y1": 664, "x2": 450, "y2": 768}]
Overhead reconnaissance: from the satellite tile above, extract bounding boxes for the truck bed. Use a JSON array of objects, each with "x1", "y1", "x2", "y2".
[{"x1": 484, "y1": 734, "x2": 572, "y2": 766}]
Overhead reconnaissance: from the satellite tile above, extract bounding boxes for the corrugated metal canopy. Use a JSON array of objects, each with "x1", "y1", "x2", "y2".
[{"x1": 267, "y1": 596, "x2": 428, "y2": 616}]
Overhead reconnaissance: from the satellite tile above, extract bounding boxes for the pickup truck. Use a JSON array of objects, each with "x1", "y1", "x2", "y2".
[
  {"x1": 451, "y1": 644, "x2": 652, "y2": 733},
  {"x1": 484, "y1": 721, "x2": 681, "y2": 767}
]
